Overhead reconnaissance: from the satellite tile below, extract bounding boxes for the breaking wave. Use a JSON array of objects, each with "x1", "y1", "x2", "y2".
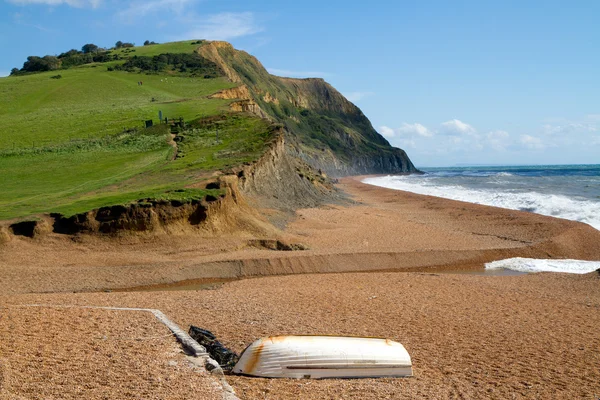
[
  {"x1": 362, "y1": 175, "x2": 600, "y2": 230},
  {"x1": 485, "y1": 257, "x2": 600, "y2": 274}
]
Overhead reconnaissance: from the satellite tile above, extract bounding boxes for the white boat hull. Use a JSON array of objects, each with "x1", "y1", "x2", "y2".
[{"x1": 232, "y1": 335, "x2": 413, "y2": 379}]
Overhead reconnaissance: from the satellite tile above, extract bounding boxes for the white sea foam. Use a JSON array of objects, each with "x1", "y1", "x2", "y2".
[
  {"x1": 362, "y1": 176, "x2": 600, "y2": 230},
  {"x1": 485, "y1": 257, "x2": 600, "y2": 274}
]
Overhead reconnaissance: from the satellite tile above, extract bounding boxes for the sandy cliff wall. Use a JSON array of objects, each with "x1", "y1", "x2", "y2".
[{"x1": 236, "y1": 129, "x2": 338, "y2": 211}]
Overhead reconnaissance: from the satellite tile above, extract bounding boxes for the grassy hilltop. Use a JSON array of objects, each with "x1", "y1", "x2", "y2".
[{"x1": 0, "y1": 41, "x2": 273, "y2": 220}]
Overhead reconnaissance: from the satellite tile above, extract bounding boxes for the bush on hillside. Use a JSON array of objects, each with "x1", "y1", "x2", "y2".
[
  {"x1": 111, "y1": 53, "x2": 222, "y2": 77},
  {"x1": 21, "y1": 55, "x2": 61, "y2": 72},
  {"x1": 58, "y1": 49, "x2": 80, "y2": 58},
  {"x1": 81, "y1": 43, "x2": 99, "y2": 54}
]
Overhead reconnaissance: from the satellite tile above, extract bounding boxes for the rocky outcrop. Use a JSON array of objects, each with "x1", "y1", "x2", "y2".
[
  {"x1": 209, "y1": 84, "x2": 270, "y2": 119},
  {"x1": 287, "y1": 142, "x2": 417, "y2": 176},
  {"x1": 209, "y1": 85, "x2": 252, "y2": 100}
]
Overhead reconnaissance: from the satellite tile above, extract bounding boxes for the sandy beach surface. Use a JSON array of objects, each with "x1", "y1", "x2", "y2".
[{"x1": 1, "y1": 178, "x2": 600, "y2": 399}]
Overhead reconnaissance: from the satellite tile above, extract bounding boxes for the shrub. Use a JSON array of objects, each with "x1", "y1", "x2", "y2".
[
  {"x1": 81, "y1": 43, "x2": 99, "y2": 54},
  {"x1": 21, "y1": 55, "x2": 61, "y2": 72},
  {"x1": 110, "y1": 53, "x2": 222, "y2": 77}
]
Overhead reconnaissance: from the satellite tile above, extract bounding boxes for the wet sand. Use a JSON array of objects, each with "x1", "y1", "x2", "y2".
[{"x1": 1, "y1": 178, "x2": 600, "y2": 399}]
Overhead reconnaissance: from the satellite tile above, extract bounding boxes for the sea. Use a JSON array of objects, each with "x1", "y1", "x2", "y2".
[{"x1": 362, "y1": 164, "x2": 600, "y2": 274}]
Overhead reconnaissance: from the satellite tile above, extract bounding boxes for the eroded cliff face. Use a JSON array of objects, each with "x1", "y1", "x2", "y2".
[
  {"x1": 198, "y1": 41, "x2": 420, "y2": 177},
  {"x1": 236, "y1": 129, "x2": 337, "y2": 212},
  {"x1": 1, "y1": 128, "x2": 337, "y2": 239}
]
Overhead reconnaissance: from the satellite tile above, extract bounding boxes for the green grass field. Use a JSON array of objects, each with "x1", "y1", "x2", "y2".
[
  {"x1": 0, "y1": 41, "x2": 274, "y2": 221},
  {"x1": 0, "y1": 66, "x2": 234, "y2": 149}
]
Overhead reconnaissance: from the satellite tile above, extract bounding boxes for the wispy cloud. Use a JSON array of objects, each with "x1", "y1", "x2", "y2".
[
  {"x1": 267, "y1": 68, "x2": 331, "y2": 78},
  {"x1": 379, "y1": 123, "x2": 434, "y2": 139},
  {"x1": 398, "y1": 122, "x2": 433, "y2": 137},
  {"x1": 486, "y1": 130, "x2": 510, "y2": 151},
  {"x1": 541, "y1": 122, "x2": 597, "y2": 135},
  {"x1": 519, "y1": 134, "x2": 546, "y2": 150},
  {"x1": 12, "y1": 10, "x2": 58, "y2": 32},
  {"x1": 114, "y1": 1, "x2": 264, "y2": 42},
  {"x1": 180, "y1": 12, "x2": 263, "y2": 41},
  {"x1": 587, "y1": 114, "x2": 600, "y2": 121},
  {"x1": 7, "y1": 0, "x2": 102, "y2": 7},
  {"x1": 116, "y1": 0, "x2": 194, "y2": 22},
  {"x1": 343, "y1": 91, "x2": 374, "y2": 102}
]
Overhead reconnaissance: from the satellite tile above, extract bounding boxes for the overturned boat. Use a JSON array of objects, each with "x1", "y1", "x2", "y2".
[{"x1": 232, "y1": 335, "x2": 413, "y2": 379}]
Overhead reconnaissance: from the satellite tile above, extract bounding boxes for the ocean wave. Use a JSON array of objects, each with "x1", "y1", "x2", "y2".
[
  {"x1": 485, "y1": 257, "x2": 600, "y2": 274},
  {"x1": 362, "y1": 176, "x2": 600, "y2": 230}
]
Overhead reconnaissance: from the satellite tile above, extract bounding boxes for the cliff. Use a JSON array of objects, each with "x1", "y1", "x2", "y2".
[{"x1": 198, "y1": 41, "x2": 419, "y2": 177}]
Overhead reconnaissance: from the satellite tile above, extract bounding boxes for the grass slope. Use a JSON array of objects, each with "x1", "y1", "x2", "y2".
[
  {"x1": 0, "y1": 66, "x2": 233, "y2": 149},
  {"x1": 0, "y1": 41, "x2": 273, "y2": 221}
]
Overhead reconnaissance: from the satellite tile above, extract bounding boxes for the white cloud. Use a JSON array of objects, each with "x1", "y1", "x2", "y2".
[
  {"x1": 440, "y1": 119, "x2": 476, "y2": 136},
  {"x1": 7, "y1": 0, "x2": 101, "y2": 7},
  {"x1": 343, "y1": 91, "x2": 374, "y2": 102},
  {"x1": 0, "y1": 71, "x2": 10, "y2": 78},
  {"x1": 181, "y1": 12, "x2": 263, "y2": 41},
  {"x1": 378, "y1": 123, "x2": 433, "y2": 139},
  {"x1": 267, "y1": 68, "x2": 331, "y2": 78},
  {"x1": 519, "y1": 134, "x2": 545, "y2": 150},
  {"x1": 379, "y1": 126, "x2": 395, "y2": 138},
  {"x1": 397, "y1": 122, "x2": 433, "y2": 137}
]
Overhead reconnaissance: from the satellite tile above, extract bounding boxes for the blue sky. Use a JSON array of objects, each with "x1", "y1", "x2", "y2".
[{"x1": 1, "y1": 0, "x2": 599, "y2": 167}]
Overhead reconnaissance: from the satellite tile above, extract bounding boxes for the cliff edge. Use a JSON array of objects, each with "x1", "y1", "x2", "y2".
[{"x1": 199, "y1": 41, "x2": 419, "y2": 177}]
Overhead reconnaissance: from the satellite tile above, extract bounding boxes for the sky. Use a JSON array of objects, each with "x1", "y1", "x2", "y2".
[{"x1": 0, "y1": 0, "x2": 599, "y2": 167}]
